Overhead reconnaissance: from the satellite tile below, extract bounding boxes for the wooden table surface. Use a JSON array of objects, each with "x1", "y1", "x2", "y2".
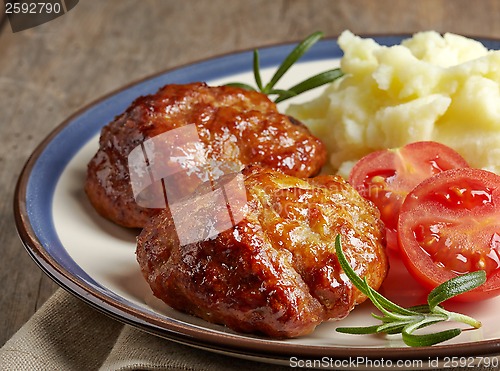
[{"x1": 2, "y1": 0, "x2": 500, "y2": 350}]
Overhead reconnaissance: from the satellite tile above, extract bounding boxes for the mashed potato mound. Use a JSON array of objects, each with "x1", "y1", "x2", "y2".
[{"x1": 287, "y1": 30, "x2": 500, "y2": 177}]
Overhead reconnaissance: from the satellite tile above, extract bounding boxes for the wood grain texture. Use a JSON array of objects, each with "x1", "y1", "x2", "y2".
[{"x1": 1, "y1": 0, "x2": 500, "y2": 347}]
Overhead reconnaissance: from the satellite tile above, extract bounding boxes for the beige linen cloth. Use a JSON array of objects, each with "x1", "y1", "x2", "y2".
[
  {"x1": 0, "y1": 289, "x2": 496, "y2": 371},
  {"x1": 0, "y1": 289, "x2": 286, "y2": 370}
]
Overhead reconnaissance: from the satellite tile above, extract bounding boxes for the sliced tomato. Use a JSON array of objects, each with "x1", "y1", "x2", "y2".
[
  {"x1": 349, "y1": 141, "x2": 469, "y2": 250},
  {"x1": 398, "y1": 168, "x2": 500, "y2": 301}
]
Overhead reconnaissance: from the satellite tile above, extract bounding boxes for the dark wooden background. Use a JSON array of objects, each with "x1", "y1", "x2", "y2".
[{"x1": 2, "y1": 0, "x2": 500, "y2": 347}]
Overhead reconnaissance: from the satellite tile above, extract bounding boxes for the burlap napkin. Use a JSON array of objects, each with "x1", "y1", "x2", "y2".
[{"x1": 0, "y1": 289, "x2": 496, "y2": 371}]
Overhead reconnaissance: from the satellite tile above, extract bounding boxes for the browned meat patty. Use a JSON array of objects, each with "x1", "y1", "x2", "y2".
[
  {"x1": 85, "y1": 82, "x2": 326, "y2": 228},
  {"x1": 136, "y1": 165, "x2": 388, "y2": 338}
]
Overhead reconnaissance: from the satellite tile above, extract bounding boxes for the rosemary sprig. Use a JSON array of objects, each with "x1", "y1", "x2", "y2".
[
  {"x1": 226, "y1": 31, "x2": 344, "y2": 103},
  {"x1": 334, "y1": 235, "x2": 486, "y2": 347}
]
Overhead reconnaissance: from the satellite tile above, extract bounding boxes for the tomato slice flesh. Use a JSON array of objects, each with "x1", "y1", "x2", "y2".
[
  {"x1": 423, "y1": 179, "x2": 494, "y2": 210},
  {"x1": 349, "y1": 141, "x2": 469, "y2": 248},
  {"x1": 413, "y1": 219, "x2": 500, "y2": 276},
  {"x1": 359, "y1": 168, "x2": 399, "y2": 229},
  {"x1": 398, "y1": 168, "x2": 500, "y2": 301}
]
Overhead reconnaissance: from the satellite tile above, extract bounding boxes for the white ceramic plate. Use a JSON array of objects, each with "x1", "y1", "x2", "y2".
[{"x1": 14, "y1": 36, "x2": 500, "y2": 370}]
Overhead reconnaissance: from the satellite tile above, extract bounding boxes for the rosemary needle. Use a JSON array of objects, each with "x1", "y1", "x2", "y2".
[
  {"x1": 334, "y1": 235, "x2": 486, "y2": 347},
  {"x1": 226, "y1": 31, "x2": 344, "y2": 103}
]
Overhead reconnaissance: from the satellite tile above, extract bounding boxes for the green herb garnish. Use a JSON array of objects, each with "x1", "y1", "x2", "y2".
[
  {"x1": 334, "y1": 235, "x2": 486, "y2": 347},
  {"x1": 226, "y1": 31, "x2": 343, "y2": 103}
]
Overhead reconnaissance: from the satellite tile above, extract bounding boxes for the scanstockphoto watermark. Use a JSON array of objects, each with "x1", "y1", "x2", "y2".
[
  {"x1": 289, "y1": 356, "x2": 500, "y2": 369},
  {"x1": 127, "y1": 124, "x2": 361, "y2": 245},
  {"x1": 128, "y1": 125, "x2": 248, "y2": 246},
  {"x1": 127, "y1": 124, "x2": 357, "y2": 246},
  {"x1": 4, "y1": 0, "x2": 79, "y2": 32},
  {"x1": 289, "y1": 357, "x2": 423, "y2": 369}
]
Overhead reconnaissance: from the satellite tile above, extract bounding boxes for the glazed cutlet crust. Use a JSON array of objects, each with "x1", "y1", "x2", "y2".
[
  {"x1": 136, "y1": 166, "x2": 388, "y2": 338},
  {"x1": 85, "y1": 83, "x2": 326, "y2": 228}
]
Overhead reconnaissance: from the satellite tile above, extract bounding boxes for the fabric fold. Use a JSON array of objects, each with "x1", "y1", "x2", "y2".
[
  {"x1": 0, "y1": 289, "x2": 122, "y2": 370},
  {"x1": 0, "y1": 289, "x2": 286, "y2": 370}
]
